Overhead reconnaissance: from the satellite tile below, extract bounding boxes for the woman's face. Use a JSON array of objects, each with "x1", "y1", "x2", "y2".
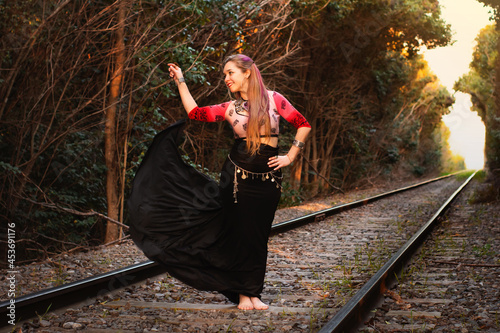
[{"x1": 223, "y1": 61, "x2": 250, "y2": 95}]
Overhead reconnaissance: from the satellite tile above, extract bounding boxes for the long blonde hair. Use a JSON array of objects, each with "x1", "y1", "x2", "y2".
[{"x1": 223, "y1": 54, "x2": 270, "y2": 155}]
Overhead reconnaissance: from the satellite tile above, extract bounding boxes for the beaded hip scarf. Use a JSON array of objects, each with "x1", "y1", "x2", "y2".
[{"x1": 227, "y1": 155, "x2": 283, "y2": 203}]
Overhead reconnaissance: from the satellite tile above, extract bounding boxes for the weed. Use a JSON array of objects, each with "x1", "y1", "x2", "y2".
[
  {"x1": 35, "y1": 304, "x2": 53, "y2": 322},
  {"x1": 354, "y1": 246, "x2": 362, "y2": 268},
  {"x1": 308, "y1": 264, "x2": 321, "y2": 280},
  {"x1": 333, "y1": 275, "x2": 354, "y2": 296},
  {"x1": 309, "y1": 306, "x2": 329, "y2": 332},
  {"x1": 158, "y1": 280, "x2": 175, "y2": 292},
  {"x1": 279, "y1": 308, "x2": 294, "y2": 318},
  {"x1": 223, "y1": 318, "x2": 236, "y2": 332},
  {"x1": 397, "y1": 219, "x2": 404, "y2": 234},
  {"x1": 472, "y1": 243, "x2": 496, "y2": 257},
  {"x1": 98, "y1": 257, "x2": 114, "y2": 265},
  {"x1": 265, "y1": 317, "x2": 275, "y2": 332},
  {"x1": 394, "y1": 272, "x2": 403, "y2": 296},
  {"x1": 50, "y1": 262, "x2": 68, "y2": 286},
  {"x1": 339, "y1": 256, "x2": 353, "y2": 276},
  {"x1": 460, "y1": 239, "x2": 467, "y2": 253},
  {"x1": 469, "y1": 206, "x2": 486, "y2": 226},
  {"x1": 455, "y1": 170, "x2": 477, "y2": 181},
  {"x1": 473, "y1": 170, "x2": 486, "y2": 182},
  {"x1": 274, "y1": 285, "x2": 283, "y2": 305}
]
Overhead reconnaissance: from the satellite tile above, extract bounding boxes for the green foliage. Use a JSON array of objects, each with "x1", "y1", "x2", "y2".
[
  {"x1": 454, "y1": 170, "x2": 477, "y2": 181},
  {"x1": 278, "y1": 181, "x2": 304, "y2": 208},
  {"x1": 181, "y1": 154, "x2": 220, "y2": 181},
  {"x1": 11, "y1": 129, "x2": 108, "y2": 260},
  {"x1": 437, "y1": 123, "x2": 466, "y2": 174},
  {"x1": 473, "y1": 169, "x2": 487, "y2": 181},
  {"x1": 455, "y1": 23, "x2": 500, "y2": 187},
  {"x1": 373, "y1": 52, "x2": 411, "y2": 99},
  {"x1": 0, "y1": 161, "x2": 21, "y2": 175},
  {"x1": 476, "y1": 0, "x2": 500, "y2": 20},
  {"x1": 455, "y1": 25, "x2": 497, "y2": 119}
]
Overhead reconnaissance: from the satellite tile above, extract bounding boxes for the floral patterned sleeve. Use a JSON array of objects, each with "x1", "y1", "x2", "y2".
[
  {"x1": 272, "y1": 92, "x2": 311, "y2": 129},
  {"x1": 188, "y1": 102, "x2": 230, "y2": 122}
]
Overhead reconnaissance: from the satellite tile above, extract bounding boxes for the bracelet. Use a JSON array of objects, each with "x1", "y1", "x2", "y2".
[
  {"x1": 178, "y1": 77, "x2": 185, "y2": 83},
  {"x1": 286, "y1": 154, "x2": 292, "y2": 163},
  {"x1": 292, "y1": 139, "x2": 305, "y2": 149}
]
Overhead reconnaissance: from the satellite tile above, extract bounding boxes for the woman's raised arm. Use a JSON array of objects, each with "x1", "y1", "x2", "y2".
[{"x1": 168, "y1": 63, "x2": 198, "y2": 115}]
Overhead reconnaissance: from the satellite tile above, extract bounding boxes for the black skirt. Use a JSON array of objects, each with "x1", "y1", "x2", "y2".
[{"x1": 128, "y1": 119, "x2": 282, "y2": 303}]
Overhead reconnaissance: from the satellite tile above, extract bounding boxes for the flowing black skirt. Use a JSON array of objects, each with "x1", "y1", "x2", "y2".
[{"x1": 128, "y1": 119, "x2": 282, "y2": 303}]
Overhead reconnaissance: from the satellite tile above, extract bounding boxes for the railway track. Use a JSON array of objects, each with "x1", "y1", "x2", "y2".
[
  {"x1": 362, "y1": 172, "x2": 500, "y2": 332},
  {"x1": 2, "y1": 171, "x2": 479, "y2": 332}
]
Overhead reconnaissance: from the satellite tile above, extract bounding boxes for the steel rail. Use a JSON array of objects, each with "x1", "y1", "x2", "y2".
[
  {"x1": 0, "y1": 171, "x2": 464, "y2": 327},
  {"x1": 318, "y1": 171, "x2": 478, "y2": 333},
  {"x1": 270, "y1": 172, "x2": 463, "y2": 234}
]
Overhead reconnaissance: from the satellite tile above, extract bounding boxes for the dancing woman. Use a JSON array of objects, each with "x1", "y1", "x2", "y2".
[{"x1": 128, "y1": 54, "x2": 311, "y2": 310}]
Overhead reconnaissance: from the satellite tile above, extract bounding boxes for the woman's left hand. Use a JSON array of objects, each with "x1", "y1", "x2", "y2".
[{"x1": 268, "y1": 155, "x2": 291, "y2": 170}]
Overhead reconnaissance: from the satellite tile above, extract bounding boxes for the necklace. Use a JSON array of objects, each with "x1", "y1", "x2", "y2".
[{"x1": 234, "y1": 97, "x2": 249, "y2": 116}]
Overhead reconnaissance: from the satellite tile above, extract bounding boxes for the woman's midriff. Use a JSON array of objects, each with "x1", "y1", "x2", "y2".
[
  {"x1": 229, "y1": 139, "x2": 279, "y2": 173},
  {"x1": 242, "y1": 137, "x2": 278, "y2": 148}
]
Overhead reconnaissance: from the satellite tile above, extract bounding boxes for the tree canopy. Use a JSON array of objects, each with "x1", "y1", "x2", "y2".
[
  {"x1": 455, "y1": 22, "x2": 500, "y2": 199},
  {"x1": 456, "y1": 0, "x2": 500, "y2": 198}
]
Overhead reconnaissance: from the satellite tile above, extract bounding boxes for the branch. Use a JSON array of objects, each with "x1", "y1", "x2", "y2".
[
  {"x1": 22, "y1": 197, "x2": 129, "y2": 230},
  {"x1": 302, "y1": 155, "x2": 345, "y2": 194},
  {"x1": 0, "y1": 0, "x2": 72, "y2": 120}
]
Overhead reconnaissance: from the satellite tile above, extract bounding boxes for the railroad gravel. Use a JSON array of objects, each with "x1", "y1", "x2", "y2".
[{"x1": 362, "y1": 179, "x2": 500, "y2": 332}]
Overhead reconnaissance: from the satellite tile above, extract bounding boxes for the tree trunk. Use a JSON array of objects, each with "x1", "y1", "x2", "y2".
[
  {"x1": 290, "y1": 153, "x2": 303, "y2": 193},
  {"x1": 104, "y1": 1, "x2": 126, "y2": 243},
  {"x1": 310, "y1": 118, "x2": 320, "y2": 194}
]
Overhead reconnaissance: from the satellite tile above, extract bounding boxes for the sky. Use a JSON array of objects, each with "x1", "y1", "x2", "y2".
[{"x1": 423, "y1": 0, "x2": 492, "y2": 170}]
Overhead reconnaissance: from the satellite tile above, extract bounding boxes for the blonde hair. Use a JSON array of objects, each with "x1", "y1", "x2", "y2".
[{"x1": 223, "y1": 54, "x2": 270, "y2": 155}]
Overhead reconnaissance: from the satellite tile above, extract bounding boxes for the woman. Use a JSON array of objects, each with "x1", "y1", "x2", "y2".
[{"x1": 128, "y1": 54, "x2": 310, "y2": 311}]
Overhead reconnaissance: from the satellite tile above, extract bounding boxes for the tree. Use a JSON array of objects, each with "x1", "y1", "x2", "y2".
[
  {"x1": 473, "y1": 0, "x2": 500, "y2": 192},
  {"x1": 104, "y1": 1, "x2": 126, "y2": 243},
  {"x1": 455, "y1": 22, "x2": 500, "y2": 198}
]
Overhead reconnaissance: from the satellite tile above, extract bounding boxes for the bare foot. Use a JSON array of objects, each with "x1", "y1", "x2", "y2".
[
  {"x1": 251, "y1": 297, "x2": 269, "y2": 310},
  {"x1": 238, "y1": 295, "x2": 254, "y2": 310}
]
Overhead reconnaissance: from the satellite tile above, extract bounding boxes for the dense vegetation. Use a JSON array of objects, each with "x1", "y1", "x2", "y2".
[
  {"x1": 0, "y1": 0, "x2": 463, "y2": 264},
  {"x1": 455, "y1": 22, "x2": 500, "y2": 200},
  {"x1": 461, "y1": 0, "x2": 500, "y2": 201}
]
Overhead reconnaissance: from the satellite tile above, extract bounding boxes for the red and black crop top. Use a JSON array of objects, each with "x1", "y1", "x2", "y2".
[{"x1": 188, "y1": 91, "x2": 310, "y2": 138}]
